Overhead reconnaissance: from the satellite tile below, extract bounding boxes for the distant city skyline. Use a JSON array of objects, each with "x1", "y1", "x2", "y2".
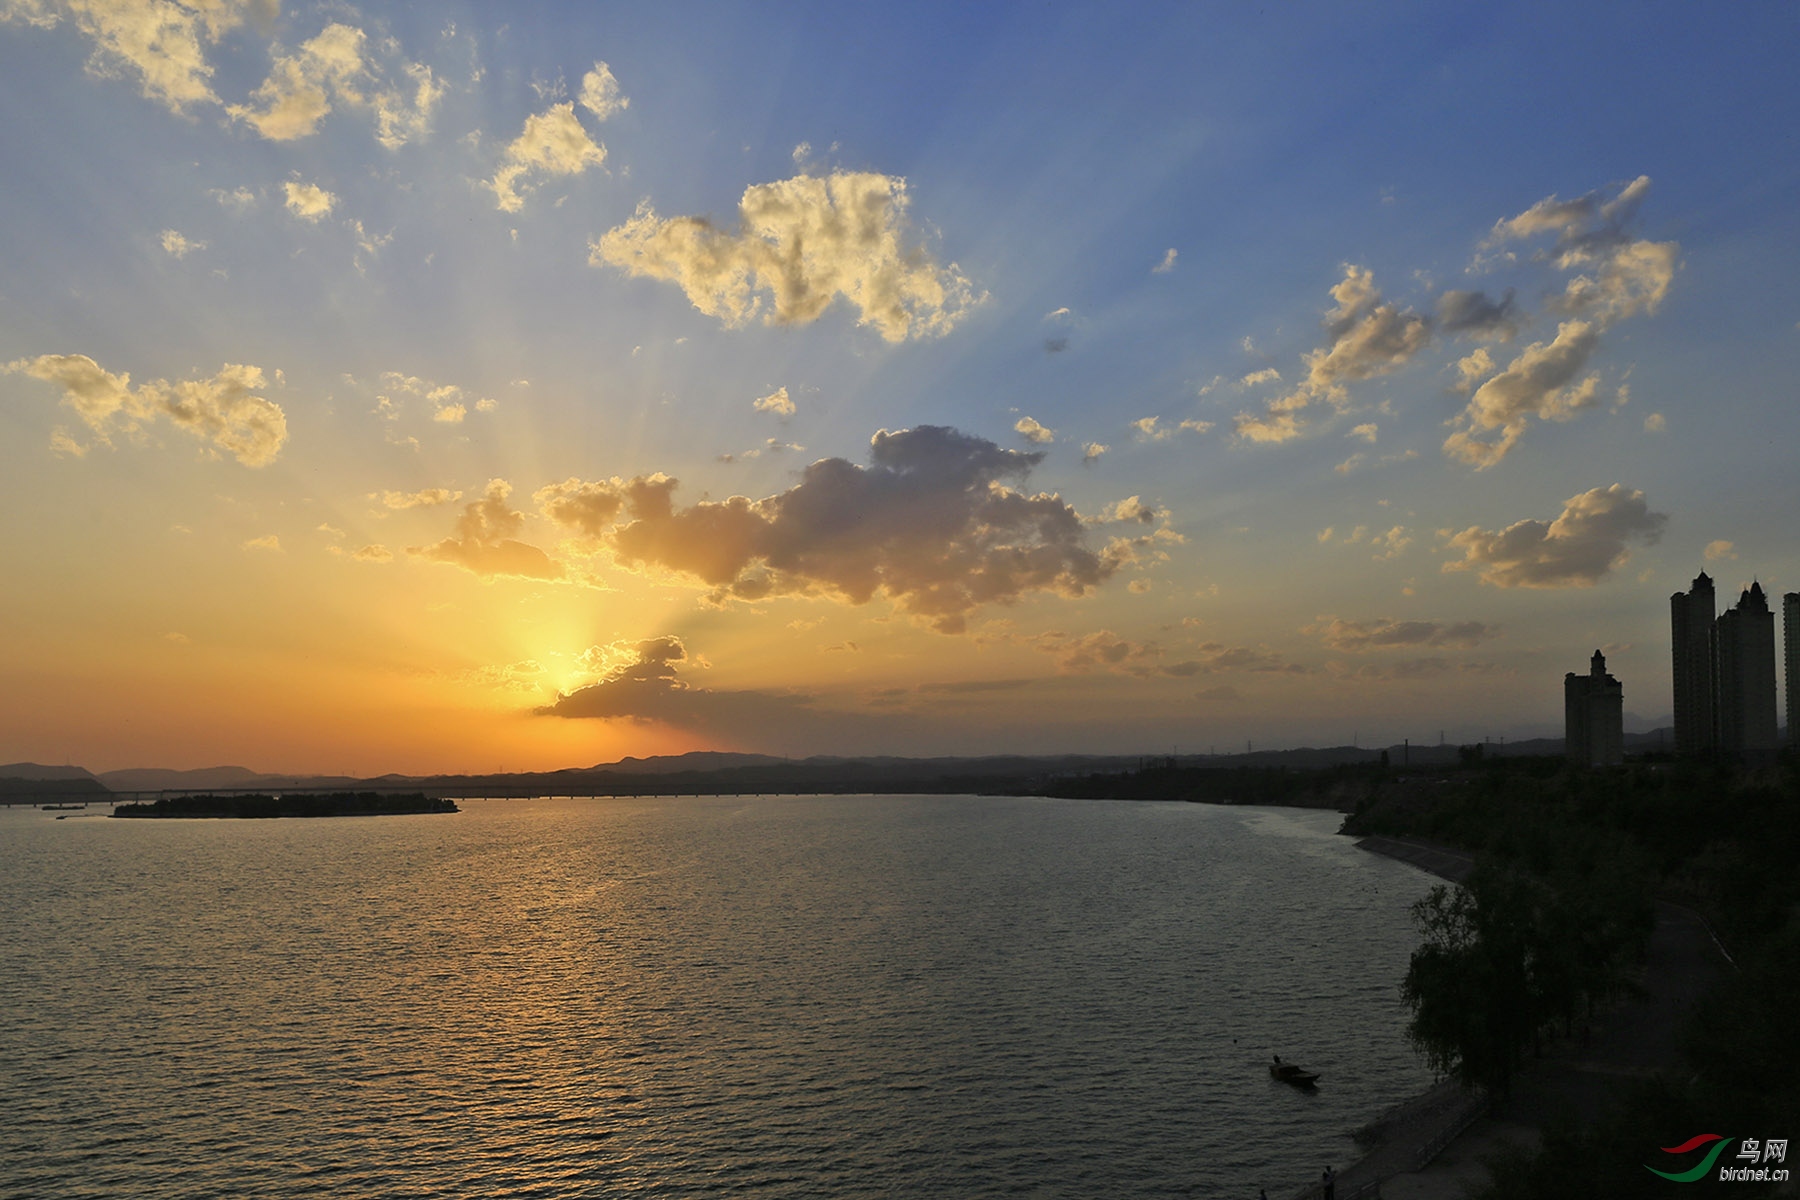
[{"x1": 2, "y1": 3, "x2": 1797, "y2": 774}]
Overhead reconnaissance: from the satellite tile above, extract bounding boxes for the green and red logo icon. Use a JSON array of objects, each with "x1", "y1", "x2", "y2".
[{"x1": 1646, "y1": 1134, "x2": 1734, "y2": 1182}]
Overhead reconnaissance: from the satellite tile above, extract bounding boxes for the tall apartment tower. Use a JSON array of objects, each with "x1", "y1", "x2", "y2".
[
  {"x1": 1785, "y1": 592, "x2": 1799, "y2": 747},
  {"x1": 1565, "y1": 649, "x2": 1624, "y2": 767},
  {"x1": 1670, "y1": 572, "x2": 1717, "y2": 754},
  {"x1": 1717, "y1": 582, "x2": 1780, "y2": 763}
]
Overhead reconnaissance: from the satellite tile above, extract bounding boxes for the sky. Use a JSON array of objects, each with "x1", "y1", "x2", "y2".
[{"x1": 3, "y1": 1, "x2": 1798, "y2": 775}]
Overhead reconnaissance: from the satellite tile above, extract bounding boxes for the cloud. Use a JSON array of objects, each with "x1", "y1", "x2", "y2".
[
  {"x1": 1095, "y1": 495, "x2": 1159, "y2": 524},
  {"x1": 243, "y1": 534, "x2": 281, "y2": 551},
  {"x1": 208, "y1": 185, "x2": 256, "y2": 211},
  {"x1": 350, "y1": 544, "x2": 392, "y2": 562},
  {"x1": 7, "y1": 352, "x2": 286, "y2": 466},
  {"x1": 1081, "y1": 442, "x2": 1108, "y2": 464},
  {"x1": 373, "y1": 372, "x2": 494, "y2": 424},
  {"x1": 1033, "y1": 629, "x2": 1161, "y2": 674},
  {"x1": 1304, "y1": 264, "x2": 1433, "y2": 391},
  {"x1": 1132, "y1": 416, "x2": 1172, "y2": 442},
  {"x1": 1442, "y1": 483, "x2": 1666, "y2": 588},
  {"x1": 487, "y1": 102, "x2": 607, "y2": 212},
  {"x1": 753, "y1": 386, "x2": 795, "y2": 418},
  {"x1": 407, "y1": 479, "x2": 566, "y2": 582},
  {"x1": 1311, "y1": 617, "x2": 1501, "y2": 652},
  {"x1": 1014, "y1": 416, "x2": 1054, "y2": 444},
  {"x1": 592, "y1": 171, "x2": 983, "y2": 343},
  {"x1": 538, "y1": 635, "x2": 885, "y2": 743},
  {"x1": 1152, "y1": 247, "x2": 1178, "y2": 274},
  {"x1": 376, "y1": 487, "x2": 460, "y2": 509},
  {"x1": 1435, "y1": 289, "x2": 1519, "y2": 340},
  {"x1": 230, "y1": 21, "x2": 365, "y2": 140},
  {"x1": 1240, "y1": 368, "x2": 1281, "y2": 387},
  {"x1": 1441, "y1": 319, "x2": 1601, "y2": 468},
  {"x1": 533, "y1": 476, "x2": 629, "y2": 544},
  {"x1": 577, "y1": 60, "x2": 627, "y2": 120},
  {"x1": 1446, "y1": 177, "x2": 1677, "y2": 467},
  {"x1": 1643, "y1": 412, "x2": 1666, "y2": 433},
  {"x1": 1348, "y1": 422, "x2": 1378, "y2": 444},
  {"x1": 1166, "y1": 642, "x2": 1315, "y2": 676},
  {"x1": 8, "y1": 0, "x2": 268, "y2": 113},
  {"x1": 1234, "y1": 265, "x2": 1428, "y2": 443},
  {"x1": 540, "y1": 426, "x2": 1124, "y2": 632},
  {"x1": 283, "y1": 180, "x2": 336, "y2": 221},
  {"x1": 160, "y1": 229, "x2": 204, "y2": 257},
  {"x1": 1703, "y1": 539, "x2": 1737, "y2": 562}
]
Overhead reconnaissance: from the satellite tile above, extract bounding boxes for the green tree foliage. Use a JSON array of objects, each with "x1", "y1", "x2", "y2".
[{"x1": 1401, "y1": 856, "x2": 1651, "y2": 1096}]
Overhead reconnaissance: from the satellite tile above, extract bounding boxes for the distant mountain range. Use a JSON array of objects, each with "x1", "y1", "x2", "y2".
[{"x1": 0, "y1": 729, "x2": 1688, "y2": 801}]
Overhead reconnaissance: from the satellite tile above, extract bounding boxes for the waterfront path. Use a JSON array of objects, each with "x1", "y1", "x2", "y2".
[{"x1": 1285, "y1": 835, "x2": 1731, "y2": 1199}]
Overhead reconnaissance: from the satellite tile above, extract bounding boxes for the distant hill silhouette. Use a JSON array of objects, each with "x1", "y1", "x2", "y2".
[{"x1": 38, "y1": 731, "x2": 1682, "y2": 802}]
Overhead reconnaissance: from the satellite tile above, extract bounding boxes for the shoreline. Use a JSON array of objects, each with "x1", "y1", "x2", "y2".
[
  {"x1": 1273, "y1": 836, "x2": 1489, "y2": 1200},
  {"x1": 1306, "y1": 832, "x2": 1731, "y2": 1200}
]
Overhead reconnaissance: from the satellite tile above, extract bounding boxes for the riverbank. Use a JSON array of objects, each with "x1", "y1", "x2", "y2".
[{"x1": 1293, "y1": 834, "x2": 1730, "y2": 1199}]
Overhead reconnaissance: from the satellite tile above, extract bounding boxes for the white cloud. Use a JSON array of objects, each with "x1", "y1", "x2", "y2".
[
  {"x1": 1234, "y1": 265, "x2": 1429, "y2": 444},
  {"x1": 753, "y1": 386, "x2": 795, "y2": 418},
  {"x1": 1152, "y1": 247, "x2": 1178, "y2": 274},
  {"x1": 1703, "y1": 539, "x2": 1737, "y2": 562},
  {"x1": 230, "y1": 22, "x2": 365, "y2": 141},
  {"x1": 1082, "y1": 442, "x2": 1108, "y2": 464},
  {"x1": 243, "y1": 534, "x2": 281, "y2": 551},
  {"x1": 592, "y1": 171, "x2": 983, "y2": 343},
  {"x1": 577, "y1": 60, "x2": 627, "y2": 120},
  {"x1": 208, "y1": 185, "x2": 256, "y2": 212},
  {"x1": 1644, "y1": 412, "x2": 1666, "y2": 433},
  {"x1": 1131, "y1": 416, "x2": 1172, "y2": 442},
  {"x1": 8, "y1": 352, "x2": 287, "y2": 466},
  {"x1": 487, "y1": 102, "x2": 606, "y2": 213},
  {"x1": 160, "y1": 228, "x2": 203, "y2": 257},
  {"x1": 1442, "y1": 483, "x2": 1666, "y2": 588},
  {"x1": 8, "y1": 0, "x2": 267, "y2": 113},
  {"x1": 1442, "y1": 320, "x2": 1601, "y2": 469},
  {"x1": 1014, "y1": 416, "x2": 1054, "y2": 444},
  {"x1": 1348, "y1": 423, "x2": 1378, "y2": 444},
  {"x1": 283, "y1": 180, "x2": 336, "y2": 221}
]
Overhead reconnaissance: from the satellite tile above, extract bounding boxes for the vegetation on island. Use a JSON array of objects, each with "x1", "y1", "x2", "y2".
[{"x1": 111, "y1": 792, "x2": 457, "y2": 818}]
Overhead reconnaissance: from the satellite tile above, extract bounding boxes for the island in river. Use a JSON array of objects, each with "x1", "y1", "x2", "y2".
[{"x1": 111, "y1": 793, "x2": 458, "y2": 819}]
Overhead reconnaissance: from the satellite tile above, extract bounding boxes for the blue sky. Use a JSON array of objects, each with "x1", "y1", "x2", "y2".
[{"x1": 2, "y1": 0, "x2": 1797, "y2": 772}]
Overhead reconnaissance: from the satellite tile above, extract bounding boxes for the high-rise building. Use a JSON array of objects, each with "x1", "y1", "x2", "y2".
[
  {"x1": 1785, "y1": 592, "x2": 1799, "y2": 747},
  {"x1": 1716, "y1": 581, "x2": 1779, "y2": 764},
  {"x1": 1670, "y1": 572, "x2": 1717, "y2": 754},
  {"x1": 1565, "y1": 649, "x2": 1624, "y2": 767}
]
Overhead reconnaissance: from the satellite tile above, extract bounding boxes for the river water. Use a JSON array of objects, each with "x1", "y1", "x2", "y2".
[{"x1": 0, "y1": 795, "x2": 1436, "y2": 1197}]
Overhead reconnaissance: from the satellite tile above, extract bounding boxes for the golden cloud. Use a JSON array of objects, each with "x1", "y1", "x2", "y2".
[
  {"x1": 592, "y1": 171, "x2": 982, "y2": 342},
  {"x1": 8, "y1": 352, "x2": 287, "y2": 466}
]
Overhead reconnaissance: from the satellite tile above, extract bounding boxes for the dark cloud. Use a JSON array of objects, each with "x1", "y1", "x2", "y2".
[
  {"x1": 1435, "y1": 289, "x2": 1519, "y2": 340},
  {"x1": 537, "y1": 635, "x2": 902, "y2": 745},
  {"x1": 541, "y1": 426, "x2": 1125, "y2": 632},
  {"x1": 1442, "y1": 483, "x2": 1666, "y2": 588}
]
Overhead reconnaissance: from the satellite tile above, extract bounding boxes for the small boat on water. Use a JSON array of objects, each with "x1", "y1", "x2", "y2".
[{"x1": 1270, "y1": 1056, "x2": 1320, "y2": 1088}]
